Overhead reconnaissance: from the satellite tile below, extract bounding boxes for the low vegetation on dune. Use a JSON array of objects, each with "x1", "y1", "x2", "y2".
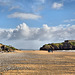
[
  {"x1": 40, "y1": 40, "x2": 75, "y2": 51},
  {"x1": 0, "y1": 43, "x2": 18, "y2": 52}
]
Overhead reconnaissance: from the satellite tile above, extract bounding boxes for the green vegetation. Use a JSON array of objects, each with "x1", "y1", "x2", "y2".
[
  {"x1": 70, "y1": 42, "x2": 75, "y2": 46},
  {"x1": 6, "y1": 45, "x2": 17, "y2": 50},
  {"x1": 40, "y1": 40, "x2": 75, "y2": 50},
  {"x1": 0, "y1": 44, "x2": 18, "y2": 52}
]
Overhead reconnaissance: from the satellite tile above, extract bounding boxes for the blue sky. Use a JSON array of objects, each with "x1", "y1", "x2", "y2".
[
  {"x1": 0, "y1": 0, "x2": 75, "y2": 28},
  {"x1": 0, "y1": 0, "x2": 75, "y2": 49}
]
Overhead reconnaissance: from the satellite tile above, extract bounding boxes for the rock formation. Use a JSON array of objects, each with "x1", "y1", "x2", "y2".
[
  {"x1": 40, "y1": 40, "x2": 75, "y2": 51},
  {"x1": 0, "y1": 43, "x2": 18, "y2": 52}
]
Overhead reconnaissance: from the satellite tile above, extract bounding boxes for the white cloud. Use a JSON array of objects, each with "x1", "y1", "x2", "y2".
[
  {"x1": 9, "y1": 6, "x2": 20, "y2": 11},
  {"x1": 0, "y1": 23, "x2": 75, "y2": 41},
  {"x1": 8, "y1": 12, "x2": 42, "y2": 20},
  {"x1": 0, "y1": 23, "x2": 75, "y2": 49},
  {"x1": 52, "y1": 2, "x2": 63, "y2": 9},
  {"x1": 0, "y1": 0, "x2": 11, "y2": 6},
  {"x1": 59, "y1": 24, "x2": 71, "y2": 27},
  {"x1": 64, "y1": 19, "x2": 75, "y2": 23}
]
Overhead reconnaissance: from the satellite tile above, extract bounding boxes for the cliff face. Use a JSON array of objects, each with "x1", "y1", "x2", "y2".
[
  {"x1": 40, "y1": 40, "x2": 75, "y2": 50},
  {"x1": 0, "y1": 43, "x2": 18, "y2": 52}
]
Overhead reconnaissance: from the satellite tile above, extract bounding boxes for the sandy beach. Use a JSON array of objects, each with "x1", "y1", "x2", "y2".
[{"x1": 0, "y1": 50, "x2": 75, "y2": 75}]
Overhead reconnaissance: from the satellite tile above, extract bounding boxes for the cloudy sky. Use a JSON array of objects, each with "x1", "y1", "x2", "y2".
[{"x1": 0, "y1": 0, "x2": 75, "y2": 49}]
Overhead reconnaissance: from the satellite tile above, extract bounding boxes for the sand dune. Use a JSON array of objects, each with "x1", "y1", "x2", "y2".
[{"x1": 0, "y1": 50, "x2": 75, "y2": 75}]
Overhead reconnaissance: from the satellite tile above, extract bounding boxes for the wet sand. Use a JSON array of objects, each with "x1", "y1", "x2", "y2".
[{"x1": 0, "y1": 50, "x2": 75, "y2": 75}]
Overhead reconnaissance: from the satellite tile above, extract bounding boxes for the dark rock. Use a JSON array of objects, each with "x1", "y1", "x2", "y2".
[
  {"x1": 40, "y1": 40, "x2": 75, "y2": 51},
  {"x1": 0, "y1": 44, "x2": 18, "y2": 52}
]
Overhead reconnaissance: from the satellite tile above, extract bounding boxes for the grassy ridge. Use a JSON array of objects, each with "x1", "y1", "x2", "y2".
[
  {"x1": 0, "y1": 44, "x2": 18, "y2": 52},
  {"x1": 40, "y1": 41, "x2": 75, "y2": 50}
]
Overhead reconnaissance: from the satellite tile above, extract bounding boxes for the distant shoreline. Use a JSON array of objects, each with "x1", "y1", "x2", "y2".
[{"x1": 20, "y1": 49, "x2": 39, "y2": 51}]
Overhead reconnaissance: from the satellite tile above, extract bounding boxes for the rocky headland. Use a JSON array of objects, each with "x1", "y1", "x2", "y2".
[
  {"x1": 0, "y1": 43, "x2": 19, "y2": 52},
  {"x1": 40, "y1": 40, "x2": 75, "y2": 51}
]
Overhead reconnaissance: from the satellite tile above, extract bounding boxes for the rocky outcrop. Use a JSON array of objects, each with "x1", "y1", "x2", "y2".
[
  {"x1": 40, "y1": 40, "x2": 75, "y2": 51},
  {"x1": 0, "y1": 43, "x2": 18, "y2": 52}
]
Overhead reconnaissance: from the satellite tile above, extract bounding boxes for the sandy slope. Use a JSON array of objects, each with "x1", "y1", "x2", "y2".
[{"x1": 0, "y1": 50, "x2": 75, "y2": 75}]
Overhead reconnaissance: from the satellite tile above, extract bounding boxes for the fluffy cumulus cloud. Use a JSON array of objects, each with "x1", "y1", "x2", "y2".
[
  {"x1": 8, "y1": 12, "x2": 42, "y2": 20},
  {"x1": 52, "y1": 2, "x2": 63, "y2": 9},
  {"x1": 0, "y1": 23, "x2": 75, "y2": 41},
  {"x1": 0, "y1": 23, "x2": 75, "y2": 49}
]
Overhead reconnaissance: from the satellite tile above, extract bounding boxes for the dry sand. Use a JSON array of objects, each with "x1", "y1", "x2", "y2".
[{"x1": 0, "y1": 50, "x2": 75, "y2": 75}]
